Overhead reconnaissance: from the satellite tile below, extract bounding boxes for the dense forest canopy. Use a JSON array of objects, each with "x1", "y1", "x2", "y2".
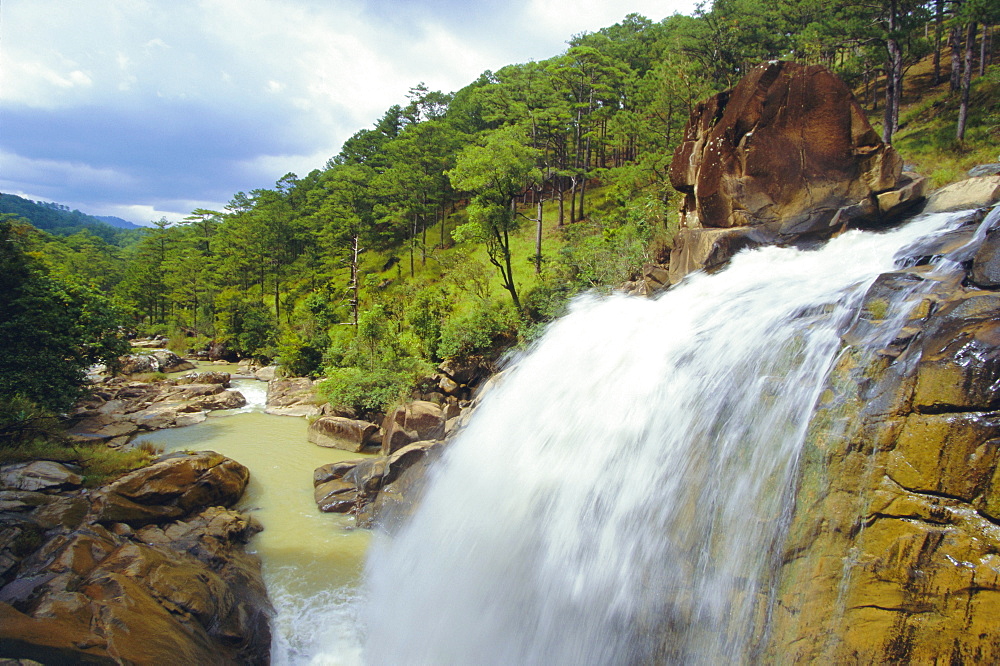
[{"x1": 6, "y1": 0, "x2": 999, "y2": 417}]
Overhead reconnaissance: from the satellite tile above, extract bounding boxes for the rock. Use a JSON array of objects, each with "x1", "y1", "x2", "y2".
[
  {"x1": 380, "y1": 401, "x2": 445, "y2": 455},
  {"x1": 308, "y1": 417, "x2": 379, "y2": 452},
  {"x1": 923, "y1": 175, "x2": 1000, "y2": 213},
  {"x1": 667, "y1": 227, "x2": 774, "y2": 285},
  {"x1": 265, "y1": 377, "x2": 322, "y2": 416},
  {"x1": 971, "y1": 228, "x2": 1000, "y2": 287},
  {"x1": 765, "y1": 265, "x2": 1000, "y2": 663},
  {"x1": 118, "y1": 350, "x2": 195, "y2": 375},
  {"x1": 175, "y1": 371, "x2": 231, "y2": 386},
  {"x1": 357, "y1": 442, "x2": 444, "y2": 530},
  {"x1": 90, "y1": 451, "x2": 249, "y2": 526},
  {"x1": 0, "y1": 462, "x2": 83, "y2": 492},
  {"x1": 0, "y1": 449, "x2": 269, "y2": 664},
  {"x1": 255, "y1": 366, "x2": 278, "y2": 382},
  {"x1": 196, "y1": 389, "x2": 247, "y2": 411},
  {"x1": 668, "y1": 61, "x2": 922, "y2": 283},
  {"x1": 968, "y1": 162, "x2": 1000, "y2": 178},
  {"x1": 312, "y1": 440, "x2": 444, "y2": 516},
  {"x1": 118, "y1": 353, "x2": 160, "y2": 375}
]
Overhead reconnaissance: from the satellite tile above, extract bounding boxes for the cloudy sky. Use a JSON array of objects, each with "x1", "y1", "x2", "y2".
[{"x1": 0, "y1": 0, "x2": 699, "y2": 225}]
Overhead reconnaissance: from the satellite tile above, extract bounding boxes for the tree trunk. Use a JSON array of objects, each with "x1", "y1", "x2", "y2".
[
  {"x1": 932, "y1": 0, "x2": 944, "y2": 84},
  {"x1": 557, "y1": 179, "x2": 565, "y2": 227},
  {"x1": 957, "y1": 21, "x2": 978, "y2": 142},
  {"x1": 980, "y1": 25, "x2": 989, "y2": 76},
  {"x1": 534, "y1": 196, "x2": 543, "y2": 274},
  {"x1": 951, "y1": 26, "x2": 963, "y2": 92},
  {"x1": 349, "y1": 233, "x2": 360, "y2": 326},
  {"x1": 569, "y1": 176, "x2": 577, "y2": 223},
  {"x1": 883, "y1": 10, "x2": 903, "y2": 145},
  {"x1": 410, "y1": 212, "x2": 417, "y2": 278}
]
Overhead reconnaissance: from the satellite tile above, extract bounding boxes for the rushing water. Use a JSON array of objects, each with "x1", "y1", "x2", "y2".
[
  {"x1": 358, "y1": 211, "x2": 975, "y2": 666},
  {"x1": 138, "y1": 371, "x2": 371, "y2": 664},
  {"x1": 136, "y1": 208, "x2": 987, "y2": 665}
]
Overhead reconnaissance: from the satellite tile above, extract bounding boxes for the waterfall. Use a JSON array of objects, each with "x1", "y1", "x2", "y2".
[{"x1": 341, "y1": 211, "x2": 970, "y2": 665}]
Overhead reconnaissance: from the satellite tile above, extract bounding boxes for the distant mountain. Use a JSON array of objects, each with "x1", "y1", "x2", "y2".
[
  {"x1": 95, "y1": 215, "x2": 141, "y2": 229},
  {"x1": 0, "y1": 193, "x2": 143, "y2": 244}
]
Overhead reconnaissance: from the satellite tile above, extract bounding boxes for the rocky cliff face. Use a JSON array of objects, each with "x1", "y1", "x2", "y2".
[
  {"x1": 764, "y1": 201, "x2": 1000, "y2": 663},
  {"x1": 668, "y1": 61, "x2": 926, "y2": 285}
]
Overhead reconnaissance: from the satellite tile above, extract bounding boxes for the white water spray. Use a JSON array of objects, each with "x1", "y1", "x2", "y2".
[{"x1": 350, "y1": 210, "x2": 976, "y2": 666}]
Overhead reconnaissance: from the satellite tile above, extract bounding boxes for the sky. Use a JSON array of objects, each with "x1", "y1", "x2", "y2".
[{"x1": 0, "y1": 0, "x2": 700, "y2": 225}]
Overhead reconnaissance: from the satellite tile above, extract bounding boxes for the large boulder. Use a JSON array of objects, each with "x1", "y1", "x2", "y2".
[
  {"x1": 313, "y1": 440, "x2": 444, "y2": 515},
  {"x1": 922, "y1": 174, "x2": 1000, "y2": 213},
  {"x1": 266, "y1": 377, "x2": 322, "y2": 417},
  {"x1": 90, "y1": 451, "x2": 249, "y2": 526},
  {"x1": 308, "y1": 416, "x2": 380, "y2": 453},
  {"x1": 668, "y1": 61, "x2": 925, "y2": 283},
  {"x1": 380, "y1": 401, "x2": 446, "y2": 455}
]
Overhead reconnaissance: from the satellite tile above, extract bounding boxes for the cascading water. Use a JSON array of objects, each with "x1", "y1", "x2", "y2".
[{"x1": 354, "y1": 210, "x2": 974, "y2": 665}]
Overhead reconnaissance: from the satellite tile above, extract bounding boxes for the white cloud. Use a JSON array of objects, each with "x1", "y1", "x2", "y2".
[
  {"x1": 0, "y1": 149, "x2": 136, "y2": 191},
  {"x1": 1, "y1": 0, "x2": 703, "y2": 222}
]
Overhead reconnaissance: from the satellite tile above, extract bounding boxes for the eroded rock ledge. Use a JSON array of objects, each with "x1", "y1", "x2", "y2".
[
  {"x1": 0, "y1": 451, "x2": 270, "y2": 665},
  {"x1": 767, "y1": 203, "x2": 1000, "y2": 663}
]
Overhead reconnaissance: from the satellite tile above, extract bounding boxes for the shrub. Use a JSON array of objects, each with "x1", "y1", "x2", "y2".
[
  {"x1": 319, "y1": 366, "x2": 413, "y2": 417},
  {"x1": 437, "y1": 301, "x2": 520, "y2": 362}
]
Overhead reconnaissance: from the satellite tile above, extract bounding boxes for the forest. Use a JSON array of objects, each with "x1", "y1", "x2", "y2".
[{"x1": 3, "y1": 0, "x2": 999, "y2": 418}]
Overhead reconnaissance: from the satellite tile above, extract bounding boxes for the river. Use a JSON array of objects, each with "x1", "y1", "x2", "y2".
[{"x1": 139, "y1": 370, "x2": 368, "y2": 664}]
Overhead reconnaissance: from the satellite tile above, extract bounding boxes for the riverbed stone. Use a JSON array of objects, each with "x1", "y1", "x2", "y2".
[
  {"x1": 0, "y1": 462, "x2": 83, "y2": 493},
  {"x1": 90, "y1": 451, "x2": 249, "y2": 526},
  {"x1": 380, "y1": 401, "x2": 445, "y2": 455},
  {"x1": 175, "y1": 371, "x2": 231, "y2": 386},
  {"x1": 922, "y1": 174, "x2": 1000, "y2": 213},
  {"x1": 308, "y1": 417, "x2": 379, "y2": 452},
  {"x1": 765, "y1": 266, "x2": 1000, "y2": 663},
  {"x1": 0, "y1": 451, "x2": 269, "y2": 664},
  {"x1": 266, "y1": 377, "x2": 322, "y2": 416}
]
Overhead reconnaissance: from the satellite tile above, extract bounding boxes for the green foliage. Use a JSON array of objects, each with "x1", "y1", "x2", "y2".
[
  {"x1": 0, "y1": 220, "x2": 131, "y2": 414},
  {"x1": 319, "y1": 366, "x2": 414, "y2": 416},
  {"x1": 407, "y1": 287, "x2": 452, "y2": 360},
  {"x1": 0, "y1": 395, "x2": 66, "y2": 449},
  {"x1": 0, "y1": 435, "x2": 159, "y2": 487},
  {"x1": 437, "y1": 301, "x2": 520, "y2": 362}
]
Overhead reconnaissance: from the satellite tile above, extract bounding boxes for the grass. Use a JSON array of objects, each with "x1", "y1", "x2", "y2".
[
  {"x1": 0, "y1": 438, "x2": 161, "y2": 488},
  {"x1": 864, "y1": 54, "x2": 1000, "y2": 189}
]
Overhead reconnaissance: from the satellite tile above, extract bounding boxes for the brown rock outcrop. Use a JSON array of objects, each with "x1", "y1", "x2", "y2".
[
  {"x1": 0, "y1": 452, "x2": 269, "y2": 664},
  {"x1": 313, "y1": 440, "x2": 444, "y2": 519},
  {"x1": 765, "y1": 206, "x2": 1000, "y2": 662},
  {"x1": 668, "y1": 61, "x2": 925, "y2": 284},
  {"x1": 380, "y1": 401, "x2": 446, "y2": 455},
  {"x1": 308, "y1": 416, "x2": 380, "y2": 453}
]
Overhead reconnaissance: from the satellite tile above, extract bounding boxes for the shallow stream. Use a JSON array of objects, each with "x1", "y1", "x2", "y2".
[{"x1": 139, "y1": 370, "x2": 369, "y2": 663}]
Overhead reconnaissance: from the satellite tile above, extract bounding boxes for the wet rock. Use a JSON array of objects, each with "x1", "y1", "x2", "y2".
[
  {"x1": 971, "y1": 228, "x2": 1000, "y2": 288},
  {"x1": 313, "y1": 440, "x2": 444, "y2": 516},
  {"x1": 308, "y1": 417, "x2": 379, "y2": 452},
  {"x1": 767, "y1": 269, "x2": 1000, "y2": 663},
  {"x1": 175, "y1": 371, "x2": 231, "y2": 386}
]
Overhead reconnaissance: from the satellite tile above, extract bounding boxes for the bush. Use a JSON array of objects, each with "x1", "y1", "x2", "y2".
[
  {"x1": 437, "y1": 301, "x2": 520, "y2": 362},
  {"x1": 319, "y1": 366, "x2": 414, "y2": 417}
]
